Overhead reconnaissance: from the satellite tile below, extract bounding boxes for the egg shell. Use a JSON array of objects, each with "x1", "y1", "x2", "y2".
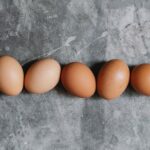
[
  {"x1": 130, "y1": 64, "x2": 150, "y2": 96},
  {"x1": 97, "y1": 59, "x2": 130, "y2": 100},
  {"x1": 0, "y1": 55, "x2": 24, "y2": 96},
  {"x1": 61, "y1": 62, "x2": 96, "y2": 98},
  {"x1": 24, "y1": 58, "x2": 61, "y2": 94}
]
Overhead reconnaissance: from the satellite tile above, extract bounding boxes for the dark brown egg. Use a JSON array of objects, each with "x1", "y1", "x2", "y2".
[
  {"x1": 61, "y1": 62, "x2": 96, "y2": 98},
  {"x1": 97, "y1": 59, "x2": 130, "y2": 100},
  {"x1": 130, "y1": 64, "x2": 150, "y2": 96}
]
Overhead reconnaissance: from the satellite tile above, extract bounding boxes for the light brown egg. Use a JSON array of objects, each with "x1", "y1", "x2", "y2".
[
  {"x1": 61, "y1": 62, "x2": 96, "y2": 98},
  {"x1": 24, "y1": 58, "x2": 61, "y2": 94},
  {"x1": 131, "y1": 64, "x2": 150, "y2": 96},
  {"x1": 0, "y1": 55, "x2": 24, "y2": 96},
  {"x1": 97, "y1": 59, "x2": 130, "y2": 100}
]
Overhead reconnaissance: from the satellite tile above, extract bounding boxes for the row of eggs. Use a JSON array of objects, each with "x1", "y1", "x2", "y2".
[{"x1": 0, "y1": 55, "x2": 150, "y2": 100}]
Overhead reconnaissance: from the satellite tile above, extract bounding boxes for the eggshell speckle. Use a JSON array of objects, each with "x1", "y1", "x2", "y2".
[
  {"x1": 97, "y1": 59, "x2": 130, "y2": 100},
  {"x1": 0, "y1": 55, "x2": 24, "y2": 96},
  {"x1": 61, "y1": 62, "x2": 96, "y2": 98},
  {"x1": 24, "y1": 58, "x2": 61, "y2": 94},
  {"x1": 131, "y1": 64, "x2": 150, "y2": 96}
]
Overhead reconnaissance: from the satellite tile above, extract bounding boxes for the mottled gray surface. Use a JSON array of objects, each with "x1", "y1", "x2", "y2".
[{"x1": 0, "y1": 0, "x2": 150, "y2": 150}]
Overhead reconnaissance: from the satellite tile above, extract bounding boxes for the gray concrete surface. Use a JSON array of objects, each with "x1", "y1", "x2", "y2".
[{"x1": 0, "y1": 0, "x2": 150, "y2": 149}]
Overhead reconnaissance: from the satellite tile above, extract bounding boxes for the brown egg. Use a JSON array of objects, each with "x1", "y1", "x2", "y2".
[
  {"x1": 61, "y1": 62, "x2": 96, "y2": 98},
  {"x1": 0, "y1": 55, "x2": 24, "y2": 96},
  {"x1": 24, "y1": 58, "x2": 61, "y2": 94},
  {"x1": 130, "y1": 64, "x2": 150, "y2": 96},
  {"x1": 97, "y1": 59, "x2": 130, "y2": 100}
]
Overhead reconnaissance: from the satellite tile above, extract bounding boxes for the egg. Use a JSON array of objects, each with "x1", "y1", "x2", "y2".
[
  {"x1": 24, "y1": 58, "x2": 61, "y2": 94},
  {"x1": 97, "y1": 59, "x2": 130, "y2": 100},
  {"x1": 61, "y1": 62, "x2": 96, "y2": 98},
  {"x1": 0, "y1": 55, "x2": 24, "y2": 96},
  {"x1": 130, "y1": 64, "x2": 150, "y2": 96}
]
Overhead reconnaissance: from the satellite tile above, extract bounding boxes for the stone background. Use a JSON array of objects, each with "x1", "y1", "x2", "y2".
[{"x1": 0, "y1": 0, "x2": 150, "y2": 150}]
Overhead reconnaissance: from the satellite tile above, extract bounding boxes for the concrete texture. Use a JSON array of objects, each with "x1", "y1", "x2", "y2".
[{"x1": 0, "y1": 0, "x2": 150, "y2": 149}]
